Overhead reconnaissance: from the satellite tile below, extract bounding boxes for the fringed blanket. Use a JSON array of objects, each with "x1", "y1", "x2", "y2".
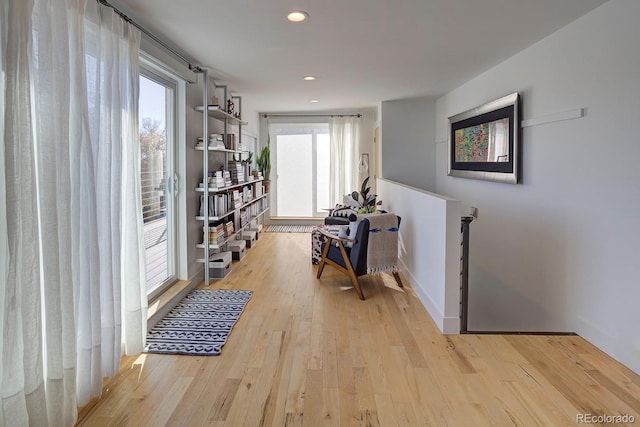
[{"x1": 366, "y1": 213, "x2": 399, "y2": 274}]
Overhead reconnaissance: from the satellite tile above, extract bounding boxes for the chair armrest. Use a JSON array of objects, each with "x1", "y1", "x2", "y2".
[{"x1": 317, "y1": 228, "x2": 356, "y2": 244}]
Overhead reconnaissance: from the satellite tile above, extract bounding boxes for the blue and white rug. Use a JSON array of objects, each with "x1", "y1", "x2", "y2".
[{"x1": 144, "y1": 289, "x2": 252, "y2": 356}]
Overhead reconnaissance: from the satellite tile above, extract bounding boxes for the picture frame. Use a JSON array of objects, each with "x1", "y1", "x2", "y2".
[{"x1": 448, "y1": 92, "x2": 521, "y2": 184}]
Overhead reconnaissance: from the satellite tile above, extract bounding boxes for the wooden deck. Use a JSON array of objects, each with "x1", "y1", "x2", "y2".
[{"x1": 144, "y1": 218, "x2": 168, "y2": 292}]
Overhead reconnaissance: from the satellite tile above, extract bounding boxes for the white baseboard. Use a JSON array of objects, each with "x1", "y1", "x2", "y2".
[{"x1": 399, "y1": 258, "x2": 459, "y2": 334}]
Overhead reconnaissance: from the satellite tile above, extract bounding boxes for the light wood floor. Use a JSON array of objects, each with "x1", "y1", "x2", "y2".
[{"x1": 78, "y1": 232, "x2": 640, "y2": 426}]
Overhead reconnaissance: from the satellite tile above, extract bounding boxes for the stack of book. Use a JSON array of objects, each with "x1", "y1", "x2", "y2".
[
  {"x1": 224, "y1": 221, "x2": 234, "y2": 238},
  {"x1": 203, "y1": 223, "x2": 225, "y2": 246},
  {"x1": 231, "y1": 190, "x2": 243, "y2": 209},
  {"x1": 243, "y1": 185, "x2": 252, "y2": 203},
  {"x1": 239, "y1": 209, "x2": 248, "y2": 228},
  {"x1": 227, "y1": 161, "x2": 245, "y2": 184},
  {"x1": 195, "y1": 133, "x2": 225, "y2": 150},
  {"x1": 209, "y1": 133, "x2": 225, "y2": 149},
  {"x1": 222, "y1": 170, "x2": 232, "y2": 187},
  {"x1": 209, "y1": 171, "x2": 225, "y2": 189}
]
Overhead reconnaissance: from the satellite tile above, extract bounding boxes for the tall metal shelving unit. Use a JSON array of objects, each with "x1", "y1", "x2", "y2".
[{"x1": 194, "y1": 69, "x2": 270, "y2": 286}]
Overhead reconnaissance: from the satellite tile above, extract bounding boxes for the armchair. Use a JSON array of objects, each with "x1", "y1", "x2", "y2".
[{"x1": 316, "y1": 215, "x2": 402, "y2": 300}]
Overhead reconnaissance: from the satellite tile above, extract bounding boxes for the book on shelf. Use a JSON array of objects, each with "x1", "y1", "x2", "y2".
[
  {"x1": 224, "y1": 134, "x2": 237, "y2": 150},
  {"x1": 195, "y1": 134, "x2": 225, "y2": 150},
  {"x1": 253, "y1": 183, "x2": 263, "y2": 198},
  {"x1": 224, "y1": 221, "x2": 234, "y2": 237},
  {"x1": 199, "y1": 194, "x2": 229, "y2": 218},
  {"x1": 223, "y1": 170, "x2": 232, "y2": 187},
  {"x1": 243, "y1": 186, "x2": 252, "y2": 203},
  {"x1": 215, "y1": 194, "x2": 227, "y2": 216},
  {"x1": 231, "y1": 189, "x2": 242, "y2": 209},
  {"x1": 227, "y1": 161, "x2": 245, "y2": 184},
  {"x1": 205, "y1": 171, "x2": 225, "y2": 189},
  {"x1": 240, "y1": 209, "x2": 248, "y2": 228},
  {"x1": 202, "y1": 223, "x2": 225, "y2": 245}
]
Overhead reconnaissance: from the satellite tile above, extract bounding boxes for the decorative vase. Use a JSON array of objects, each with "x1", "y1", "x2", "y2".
[{"x1": 263, "y1": 179, "x2": 271, "y2": 194}]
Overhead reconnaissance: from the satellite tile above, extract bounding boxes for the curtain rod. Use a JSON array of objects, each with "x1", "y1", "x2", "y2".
[
  {"x1": 97, "y1": 0, "x2": 202, "y2": 73},
  {"x1": 262, "y1": 114, "x2": 362, "y2": 118}
]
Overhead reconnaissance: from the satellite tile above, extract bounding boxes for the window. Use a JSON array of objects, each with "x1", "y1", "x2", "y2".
[
  {"x1": 271, "y1": 123, "x2": 330, "y2": 218},
  {"x1": 139, "y1": 71, "x2": 177, "y2": 297}
]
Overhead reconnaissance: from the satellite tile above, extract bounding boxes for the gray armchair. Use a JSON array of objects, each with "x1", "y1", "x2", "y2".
[{"x1": 316, "y1": 216, "x2": 402, "y2": 300}]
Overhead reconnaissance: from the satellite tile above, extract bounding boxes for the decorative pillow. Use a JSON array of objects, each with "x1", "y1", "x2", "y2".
[
  {"x1": 331, "y1": 204, "x2": 357, "y2": 218},
  {"x1": 333, "y1": 214, "x2": 358, "y2": 248},
  {"x1": 342, "y1": 194, "x2": 360, "y2": 209},
  {"x1": 337, "y1": 225, "x2": 350, "y2": 239},
  {"x1": 345, "y1": 214, "x2": 358, "y2": 247}
]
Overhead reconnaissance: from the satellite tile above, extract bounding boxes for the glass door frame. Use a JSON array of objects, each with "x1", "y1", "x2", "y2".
[
  {"x1": 139, "y1": 67, "x2": 178, "y2": 300},
  {"x1": 271, "y1": 122, "x2": 329, "y2": 218}
]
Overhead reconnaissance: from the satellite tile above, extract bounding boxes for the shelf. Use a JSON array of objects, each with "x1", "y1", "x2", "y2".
[
  {"x1": 195, "y1": 146, "x2": 250, "y2": 154},
  {"x1": 195, "y1": 210, "x2": 234, "y2": 222},
  {"x1": 196, "y1": 206, "x2": 269, "y2": 252},
  {"x1": 238, "y1": 193, "x2": 269, "y2": 211},
  {"x1": 196, "y1": 178, "x2": 264, "y2": 194},
  {"x1": 195, "y1": 105, "x2": 247, "y2": 125},
  {"x1": 196, "y1": 194, "x2": 269, "y2": 222}
]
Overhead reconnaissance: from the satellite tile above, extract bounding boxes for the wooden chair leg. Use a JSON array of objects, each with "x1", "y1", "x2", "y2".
[
  {"x1": 316, "y1": 236, "x2": 333, "y2": 279},
  {"x1": 392, "y1": 271, "x2": 404, "y2": 288},
  {"x1": 348, "y1": 272, "x2": 365, "y2": 300},
  {"x1": 337, "y1": 241, "x2": 365, "y2": 300}
]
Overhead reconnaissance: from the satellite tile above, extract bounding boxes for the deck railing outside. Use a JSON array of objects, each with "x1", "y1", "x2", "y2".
[{"x1": 141, "y1": 169, "x2": 168, "y2": 291}]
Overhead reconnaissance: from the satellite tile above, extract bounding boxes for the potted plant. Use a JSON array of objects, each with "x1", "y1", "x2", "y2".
[
  {"x1": 351, "y1": 176, "x2": 381, "y2": 213},
  {"x1": 257, "y1": 134, "x2": 271, "y2": 193}
]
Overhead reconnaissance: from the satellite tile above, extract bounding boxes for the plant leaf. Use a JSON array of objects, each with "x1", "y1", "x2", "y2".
[{"x1": 361, "y1": 176, "x2": 370, "y2": 193}]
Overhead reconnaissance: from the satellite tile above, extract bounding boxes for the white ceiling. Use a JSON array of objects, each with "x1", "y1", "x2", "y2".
[{"x1": 117, "y1": 0, "x2": 607, "y2": 113}]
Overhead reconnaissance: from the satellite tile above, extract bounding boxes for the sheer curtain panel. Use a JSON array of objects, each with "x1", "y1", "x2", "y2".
[
  {"x1": 329, "y1": 116, "x2": 361, "y2": 205},
  {"x1": 0, "y1": 0, "x2": 147, "y2": 425}
]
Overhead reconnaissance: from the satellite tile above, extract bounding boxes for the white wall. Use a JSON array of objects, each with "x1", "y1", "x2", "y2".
[
  {"x1": 434, "y1": 0, "x2": 640, "y2": 374},
  {"x1": 381, "y1": 97, "x2": 437, "y2": 192},
  {"x1": 377, "y1": 179, "x2": 461, "y2": 334}
]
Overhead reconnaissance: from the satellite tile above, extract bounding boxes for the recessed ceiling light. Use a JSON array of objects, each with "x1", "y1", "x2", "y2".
[
  {"x1": 310, "y1": 99, "x2": 319, "y2": 103},
  {"x1": 303, "y1": 76, "x2": 316, "y2": 81},
  {"x1": 287, "y1": 10, "x2": 309, "y2": 23}
]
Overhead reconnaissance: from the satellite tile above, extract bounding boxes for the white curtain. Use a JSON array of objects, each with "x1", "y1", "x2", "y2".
[
  {"x1": 0, "y1": 0, "x2": 147, "y2": 425},
  {"x1": 329, "y1": 116, "x2": 361, "y2": 205}
]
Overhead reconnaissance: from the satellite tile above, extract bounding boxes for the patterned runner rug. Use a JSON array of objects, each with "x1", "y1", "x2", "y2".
[
  {"x1": 266, "y1": 225, "x2": 315, "y2": 233},
  {"x1": 145, "y1": 289, "x2": 252, "y2": 356}
]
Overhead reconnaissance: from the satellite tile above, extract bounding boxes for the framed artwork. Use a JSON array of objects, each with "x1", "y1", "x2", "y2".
[{"x1": 448, "y1": 92, "x2": 521, "y2": 184}]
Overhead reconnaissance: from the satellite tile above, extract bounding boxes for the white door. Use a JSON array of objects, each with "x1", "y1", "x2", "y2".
[{"x1": 272, "y1": 123, "x2": 330, "y2": 218}]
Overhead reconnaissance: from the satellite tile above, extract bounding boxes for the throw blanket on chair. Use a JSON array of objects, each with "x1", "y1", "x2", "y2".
[{"x1": 366, "y1": 213, "x2": 399, "y2": 274}]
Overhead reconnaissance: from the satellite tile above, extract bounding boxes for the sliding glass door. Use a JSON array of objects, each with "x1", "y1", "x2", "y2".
[
  {"x1": 139, "y1": 72, "x2": 177, "y2": 295},
  {"x1": 271, "y1": 123, "x2": 330, "y2": 218}
]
